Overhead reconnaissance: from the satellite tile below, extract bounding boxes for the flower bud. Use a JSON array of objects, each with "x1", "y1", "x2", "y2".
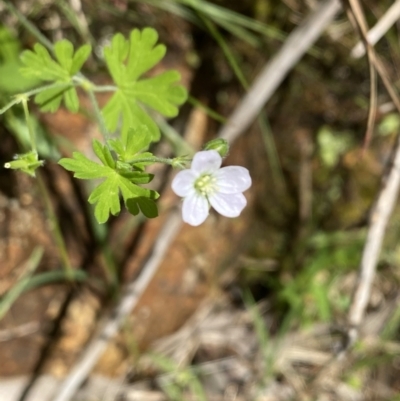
[
  {"x1": 203, "y1": 139, "x2": 229, "y2": 157},
  {"x1": 4, "y1": 151, "x2": 44, "y2": 177}
]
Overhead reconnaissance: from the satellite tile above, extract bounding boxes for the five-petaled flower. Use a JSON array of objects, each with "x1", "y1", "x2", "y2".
[{"x1": 171, "y1": 150, "x2": 252, "y2": 226}]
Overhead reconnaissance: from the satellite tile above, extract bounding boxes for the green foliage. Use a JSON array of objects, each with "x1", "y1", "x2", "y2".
[
  {"x1": 4, "y1": 151, "x2": 44, "y2": 177},
  {"x1": 317, "y1": 126, "x2": 353, "y2": 168},
  {"x1": 378, "y1": 113, "x2": 400, "y2": 136},
  {"x1": 102, "y1": 28, "x2": 188, "y2": 141},
  {"x1": 276, "y1": 230, "x2": 364, "y2": 323},
  {"x1": 126, "y1": 197, "x2": 158, "y2": 218},
  {"x1": 150, "y1": 353, "x2": 208, "y2": 401},
  {"x1": 108, "y1": 125, "x2": 153, "y2": 163},
  {"x1": 20, "y1": 40, "x2": 91, "y2": 112},
  {"x1": 59, "y1": 137, "x2": 159, "y2": 224},
  {"x1": 0, "y1": 25, "x2": 20, "y2": 62},
  {"x1": 0, "y1": 25, "x2": 41, "y2": 94},
  {"x1": 5, "y1": 27, "x2": 187, "y2": 223}
]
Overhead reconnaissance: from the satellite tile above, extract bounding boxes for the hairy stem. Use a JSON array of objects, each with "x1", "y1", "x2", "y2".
[
  {"x1": 21, "y1": 98, "x2": 37, "y2": 152},
  {"x1": 0, "y1": 97, "x2": 20, "y2": 115},
  {"x1": 86, "y1": 89, "x2": 110, "y2": 141},
  {"x1": 126, "y1": 156, "x2": 191, "y2": 167},
  {"x1": 0, "y1": 83, "x2": 75, "y2": 115}
]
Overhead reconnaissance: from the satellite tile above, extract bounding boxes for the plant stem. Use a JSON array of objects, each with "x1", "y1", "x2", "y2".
[
  {"x1": 125, "y1": 156, "x2": 191, "y2": 166},
  {"x1": 92, "y1": 85, "x2": 118, "y2": 92},
  {"x1": 0, "y1": 82, "x2": 75, "y2": 116},
  {"x1": 86, "y1": 88, "x2": 110, "y2": 141},
  {"x1": 0, "y1": 97, "x2": 20, "y2": 115},
  {"x1": 24, "y1": 82, "x2": 75, "y2": 97},
  {"x1": 198, "y1": 11, "x2": 249, "y2": 90},
  {"x1": 36, "y1": 173, "x2": 74, "y2": 280},
  {"x1": 21, "y1": 98, "x2": 37, "y2": 152},
  {"x1": 2, "y1": 0, "x2": 53, "y2": 52}
]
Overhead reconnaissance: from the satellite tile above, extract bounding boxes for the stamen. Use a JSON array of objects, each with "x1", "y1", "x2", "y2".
[{"x1": 194, "y1": 174, "x2": 217, "y2": 196}]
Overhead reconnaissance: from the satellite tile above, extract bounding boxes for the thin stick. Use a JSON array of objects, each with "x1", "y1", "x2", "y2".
[
  {"x1": 348, "y1": 134, "x2": 400, "y2": 344},
  {"x1": 344, "y1": 0, "x2": 377, "y2": 153},
  {"x1": 344, "y1": 0, "x2": 400, "y2": 346},
  {"x1": 51, "y1": 211, "x2": 182, "y2": 401},
  {"x1": 217, "y1": 0, "x2": 341, "y2": 142},
  {"x1": 351, "y1": 0, "x2": 400, "y2": 58}
]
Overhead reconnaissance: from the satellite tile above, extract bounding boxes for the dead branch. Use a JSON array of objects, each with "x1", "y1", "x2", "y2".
[
  {"x1": 343, "y1": 0, "x2": 400, "y2": 347},
  {"x1": 351, "y1": 0, "x2": 400, "y2": 58},
  {"x1": 217, "y1": 0, "x2": 341, "y2": 142},
  {"x1": 348, "y1": 134, "x2": 400, "y2": 343}
]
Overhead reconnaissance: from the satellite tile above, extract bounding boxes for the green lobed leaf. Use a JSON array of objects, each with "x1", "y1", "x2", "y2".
[
  {"x1": 132, "y1": 71, "x2": 188, "y2": 116},
  {"x1": 92, "y1": 139, "x2": 116, "y2": 168},
  {"x1": 102, "y1": 27, "x2": 187, "y2": 141},
  {"x1": 20, "y1": 43, "x2": 67, "y2": 82},
  {"x1": 63, "y1": 87, "x2": 80, "y2": 112},
  {"x1": 0, "y1": 60, "x2": 41, "y2": 93},
  {"x1": 127, "y1": 28, "x2": 166, "y2": 81},
  {"x1": 125, "y1": 198, "x2": 139, "y2": 216},
  {"x1": 124, "y1": 125, "x2": 153, "y2": 156},
  {"x1": 59, "y1": 152, "x2": 111, "y2": 179},
  {"x1": 108, "y1": 138, "x2": 125, "y2": 155},
  {"x1": 88, "y1": 177, "x2": 121, "y2": 223},
  {"x1": 103, "y1": 33, "x2": 129, "y2": 86},
  {"x1": 108, "y1": 125, "x2": 154, "y2": 162},
  {"x1": 88, "y1": 171, "x2": 158, "y2": 223},
  {"x1": 126, "y1": 197, "x2": 158, "y2": 218},
  {"x1": 71, "y1": 44, "x2": 92, "y2": 75},
  {"x1": 20, "y1": 40, "x2": 91, "y2": 112},
  {"x1": 34, "y1": 87, "x2": 64, "y2": 113},
  {"x1": 119, "y1": 171, "x2": 154, "y2": 184},
  {"x1": 102, "y1": 86, "x2": 160, "y2": 141},
  {"x1": 59, "y1": 139, "x2": 159, "y2": 223},
  {"x1": 126, "y1": 151, "x2": 154, "y2": 170},
  {"x1": 54, "y1": 40, "x2": 74, "y2": 71}
]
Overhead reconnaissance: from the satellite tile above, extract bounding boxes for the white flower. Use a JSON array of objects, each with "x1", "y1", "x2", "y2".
[{"x1": 171, "y1": 150, "x2": 252, "y2": 226}]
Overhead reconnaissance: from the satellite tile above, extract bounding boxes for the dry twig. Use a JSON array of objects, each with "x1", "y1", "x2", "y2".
[
  {"x1": 351, "y1": 0, "x2": 400, "y2": 58},
  {"x1": 348, "y1": 134, "x2": 400, "y2": 343},
  {"x1": 343, "y1": 0, "x2": 400, "y2": 347},
  {"x1": 218, "y1": 0, "x2": 341, "y2": 142}
]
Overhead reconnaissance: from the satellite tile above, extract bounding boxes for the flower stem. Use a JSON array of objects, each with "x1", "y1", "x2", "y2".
[
  {"x1": 126, "y1": 156, "x2": 191, "y2": 167},
  {"x1": 21, "y1": 98, "x2": 37, "y2": 152},
  {"x1": 86, "y1": 88, "x2": 110, "y2": 141},
  {"x1": 92, "y1": 85, "x2": 118, "y2": 92},
  {"x1": 23, "y1": 82, "x2": 75, "y2": 97},
  {"x1": 0, "y1": 82, "x2": 75, "y2": 116},
  {"x1": 0, "y1": 98, "x2": 20, "y2": 115}
]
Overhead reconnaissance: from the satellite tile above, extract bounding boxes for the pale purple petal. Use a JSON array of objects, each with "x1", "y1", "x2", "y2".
[
  {"x1": 209, "y1": 192, "x2": 247, "y2": 218},
  {"x1": 191, "y1": 150, "x2": 221, "y2": 174},
  {"x1": 182, "y1": 193, "x2": 209, "y2": 226},
  {"x1": 215, "y1": 166, "x2": 252, "y2": 194},
  {"x1": 172, "y1": 170, "x2": 196, "y2": 197}
]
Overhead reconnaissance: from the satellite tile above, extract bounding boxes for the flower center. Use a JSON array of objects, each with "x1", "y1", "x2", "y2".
[{"x1": 194, "y1": 174, "x2": 217, "y2": 196}]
